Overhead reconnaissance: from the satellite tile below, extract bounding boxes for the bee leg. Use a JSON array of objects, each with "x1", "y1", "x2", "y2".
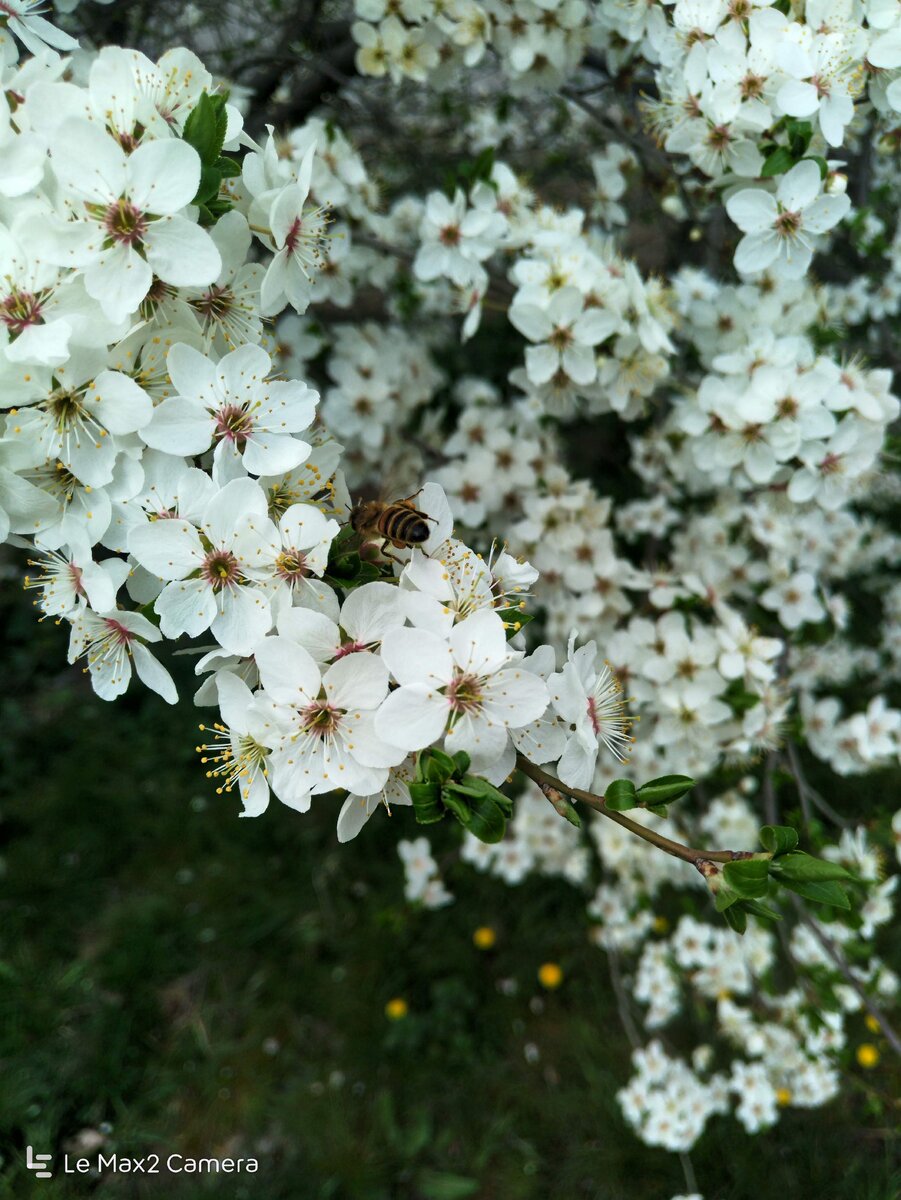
[{"x1": 380, "y1": 543, "x2": 408, "y2": 566}]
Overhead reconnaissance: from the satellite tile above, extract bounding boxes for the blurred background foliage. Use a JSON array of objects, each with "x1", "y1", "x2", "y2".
[{"x1": 1, "y1": 578, "x2": 899, "y2": 1199}]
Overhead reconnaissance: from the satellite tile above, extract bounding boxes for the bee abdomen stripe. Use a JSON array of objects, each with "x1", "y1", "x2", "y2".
[{"x1": 380, "y1": 508, "x2": 428, "y2": 543}]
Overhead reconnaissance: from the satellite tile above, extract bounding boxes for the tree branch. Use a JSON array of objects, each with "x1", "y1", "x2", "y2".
[
  {"x1": 515, "y1": 756, "x2": 756, "y2": 869},
  {"x1": 794, "y1": 903, "x2": 901, "y2": 1060}
]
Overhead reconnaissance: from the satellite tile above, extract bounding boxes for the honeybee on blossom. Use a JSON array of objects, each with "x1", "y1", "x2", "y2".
[{"x1": 349, "y1": 491, "x2": 435, "y2": 561}]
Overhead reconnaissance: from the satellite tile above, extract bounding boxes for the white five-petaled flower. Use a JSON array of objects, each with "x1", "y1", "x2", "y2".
[
  {"x1": 249, "y1": 146, "x2": 332, "y2": 317},
  {"x1": 143, "y1": 342, "x2": 318, "y2": 475},
  {"x1": 375, "y1": 609, "x2": 549, "y2": 776},
  {"x1": 127, "y1": 476, "x2": 274, "y2": 654},
  {"x1": 272, "y1": 580, "x2": 407, "y2": 663},
  {"x1": 775, "y1": 34, "x2": 855, "y2": 149},
  {"x1": 726, "y1": 160, "x2": 850, "y2": 279},
  {"x1": 413, "y1": 187, "x2": 507, "y2": 288},
  {"x1": 197, "y1": 672, "x2": 275, "y2": 817},
  {"x1": 548, "y1": 634, "x2": 636, "y2": 789},
  {"x1": 233, "y1": 501, "x2": 340, "y2": 606},
  {"x1": 8, "y1": 350, "x2": 153, "y2": 488},
  {"x1": 67, "y1": 607, "x2": 177, "y2": 704},
  {"x1": 0, "y1": 0, "x2": 78, "y2": 58},
  {"x1": 24, "y1": 535, "x2": 128, "y2": 617},
  {"x1": 254, "y1": 636, "x2": 405, "y2": 809},
  {"x1": 510, "y1": 285, "x2": 618, "y2": 388},
  {"x1": 46, "y1": 119, "x2": 221, "y2": 322}
]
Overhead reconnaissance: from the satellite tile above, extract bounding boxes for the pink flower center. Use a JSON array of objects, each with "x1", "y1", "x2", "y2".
[
  {"x1": 284, "y1": 217, "x2": 304, "y2": 255},
  {"x1": 214, "y1": 404, "x2": 254, "y2": 446},
  {"x1": 708, "y1": 125, "x2": 733, "y2": 151},
  {"x1": 274, "y1": 548, "x2": 309, "y2": 582},
  {"x1": 191, "y1": 284, "x2": 234, "y2": 321},
  {"x1": 0, "y1": 288, "x2": 43, "y2": 335},
  {"x1": 446, "y1": 672, "x2": 483, "y2": 716},
  {"x1": 586, "y1": 695, "x2": 602, "y2": 735},
  {"x1": 300, "y1": 701, "x2": 341, "y2": 738},
  {"x1": 102, "y1": 618, "x2": 135, "y2": 646},
  {"x1": 103, "y1": 199, "x2": 148, "y2": 246},
  {"x1": 774, "y1": 209, "x2": 802, "y2": 238},
  {"x1": 201, "y1": 549, "x2": 241, "y2": 591},
  {"x1": 333, "y1": 640, "x2": 367, "y2": 659},
  {"x1": 819, "y1": 452, "x2": 843, "y2": 475}
]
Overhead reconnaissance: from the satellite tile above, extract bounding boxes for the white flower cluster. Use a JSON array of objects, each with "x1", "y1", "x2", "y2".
[
  {"x1": 0, "y1": 34, "x2": 617, "y2": 829},
  {"x1": 349, "y1": 0, "x2": 901, "y2": 284},
  {"x1": 618, "y1": 1040, "x2": 729, "y2": 1152},
  {"x1": 351, "y1": 0, "x2": 592, "y2": 88},
  {"x1": 398, "y1": 836, "x2": 454, "y2": 907},
  {"x1": 4, "y1": 1, "x2": 899, "y2": 1182}
]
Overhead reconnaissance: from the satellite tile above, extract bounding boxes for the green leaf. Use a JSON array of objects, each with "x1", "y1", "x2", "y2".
[
  {"x1": 722, "y1": 905, "x2": 748, "y2": 934},
  {"x1": 761, "y1": 146, "x2": 795, "y2": 177},
  {"x1": 451, "y1": 751, "x2": 471, "y2": 775},
  {"x1": 779, "y1": 878, "x2": 851, "y2": 909},
  {"x1": 759, "y1": 825, "x2": 799, "y2": 855},
  {"x1": 182, "y1": 91, "x2": 228, "y2": 166},
  {"x1": 450, "y1": 775, "x2": 513, "y2": 814},
  {"x1": 472, "y1": 145, "x2": 495, "y2": 183},
  {"x1": 723, "y1": 679, "x2": 761, "y2": 714},
  {"x1": 803, "y1": 154, "x2": 829, "y2": 180},
  {"x1": 195, "y1": 163, "x2": 223, "y2": 207},
  {"x1": 441, "y1": 790, "x2": 472, "y2": 827},
  {"x1": 742, "y1": 898, "x2": 782, "y2": 922},
  {"x1": 714, "y1": 885, "x2": 742, "y2": 912},
  {"x1": 216, "y1": 154, "x2": 241, "y2": 179},
  {"x1": 786, "y1": 117, "x2": 813, "y2": 155},
  {"x1": 197, "y1": 195, "x2": 234, "y2": 226},
  {"x1": 416, "y1": 1170, "x2": 479, "y2": 1200},
  {"x1": 605, "y1": 779, "x2": 638, "y2": 811},
  {"x1": 408, "y1": 782, "x2": 443, "y2": 824},
  {"x1": 323, "y1": 550, "x2": 386, "y2": 591},
  {"x1": 419, "y1": 748, "x2": 457, "y2": 785},
  {"x1": 497, "y1": 606, "x2": 534, "y2": 639},
  {"x1": 723, "y1": 858, "x2": 770, "y2": 899},
  {"x1": 465, "y1": 796, "x2": 507, "y2": 844},
  {"x1": 636, "y1": 774, "x2": 694, "y2": 804},
  {"x1": 770, "y1": 852, "x2": 853, "y2": 883}
]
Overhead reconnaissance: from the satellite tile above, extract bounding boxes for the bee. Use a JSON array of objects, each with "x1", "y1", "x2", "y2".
[{"x1": 350, "y1": 492, "x2": 434, "y2": 559}]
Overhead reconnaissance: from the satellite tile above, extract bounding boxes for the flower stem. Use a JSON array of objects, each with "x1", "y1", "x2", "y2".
[{"x1": 515, "y1": 756, "x2": 754, "y2": 869}]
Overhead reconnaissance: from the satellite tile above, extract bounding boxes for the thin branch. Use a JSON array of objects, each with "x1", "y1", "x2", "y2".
[
  {"x1": 680, "y1": 1152, "x2": 699, "y2": 1196},
  {"x1": 762, "y1": 753, "x2": 778, "y2": 826},
  {"x1": 794, "y1": 903, "x2": 901, "y2": 1060},
  {"x1": 606, "y1": 947, "x2": 642, "y2": 1050},
  {"x1": 784, "y1": 740, "x2": 850, "y2": 829},
  {"x1": 561, "y1": 88, "x2": 669, "y2": 177},
  {"x1": 516, "y1": 756, "x2": 757, "y2": 869}
]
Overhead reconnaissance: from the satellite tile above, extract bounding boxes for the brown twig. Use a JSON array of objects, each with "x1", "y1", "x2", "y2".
[
  {"x1": 516, "y1": 756, "x2": 757, "y2": 870},
  {"x1": 794, "y1": 903, "x2": 901, "y2": 1060},
  {"x1": 784, "y1": 740, "x2": 850, "y2": 829},
  {"x1": 606, "y1": 947, "x2": 642, "y2": 1050}
]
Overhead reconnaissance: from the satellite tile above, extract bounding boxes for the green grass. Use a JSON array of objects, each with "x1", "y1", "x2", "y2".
[{"x1": 0, "y1": 596, "x2": 898, "y2": 1200}]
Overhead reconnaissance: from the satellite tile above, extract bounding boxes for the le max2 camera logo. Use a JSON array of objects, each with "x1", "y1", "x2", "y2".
[{"x1": 25, "y1": 1146, "x2": 260, "y2": 1177}]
